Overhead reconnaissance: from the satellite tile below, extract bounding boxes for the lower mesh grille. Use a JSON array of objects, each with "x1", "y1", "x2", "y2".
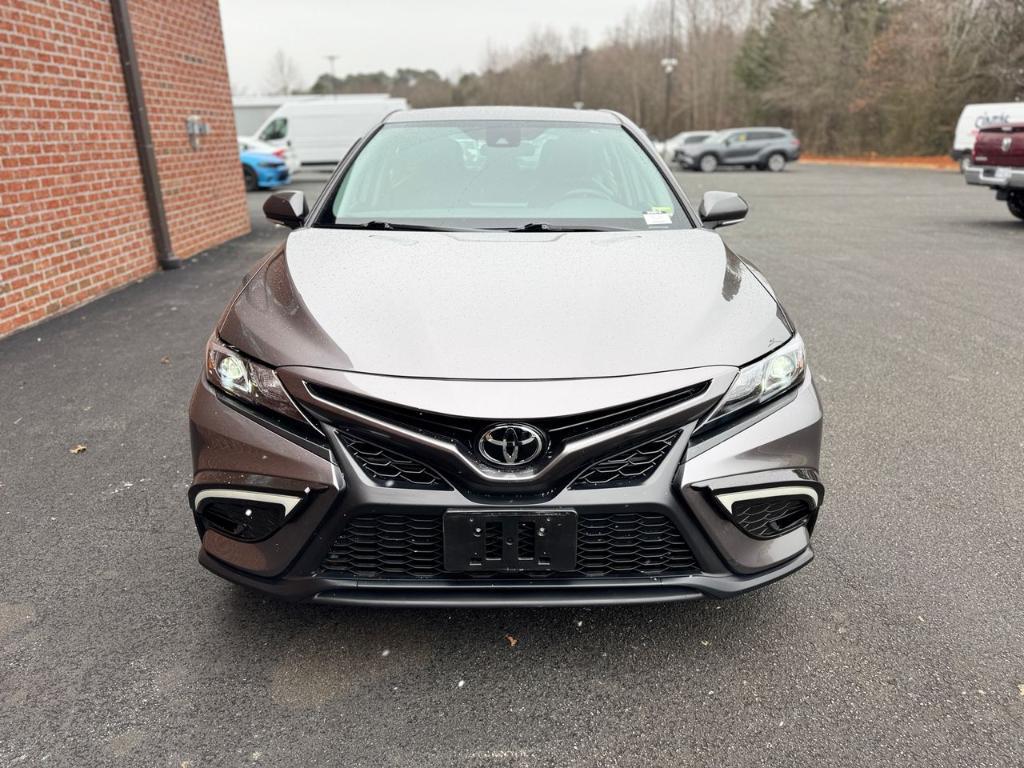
[
  {"x1": 730, "y1": 497, "x2": 811, "y2": 538},
  {"x1": 324, "y1": 515, "x2": 444, "y2": 578},
  {"x1": 570, "y1": 432, "x2": 680, "y2": 489},
  {"x1": 338, "y1": 432, "x2": 450, "y2": 490},
  {"x1": 321, "y1": 511, "x2": 698, "y2": 579},
  {"x1": 574, "y1": 511, "x2": 696, "y2": 576}
]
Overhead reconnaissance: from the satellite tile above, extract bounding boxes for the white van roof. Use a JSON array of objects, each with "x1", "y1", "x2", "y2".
[
  {"x1": 232, "y1": 94, "x2": 394, "y2": 108},
  {"x1": 275, "y1": 97, "x2": 408, "y2": 116},
  {"x1": 954, "y1": 102, "x2": 1024, "y2": 150}
]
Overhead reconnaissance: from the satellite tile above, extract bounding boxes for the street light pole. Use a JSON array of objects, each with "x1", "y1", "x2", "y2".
[
  {"x1": 325, "y1": 54, "x2": 339, "y2": 94},
  {"x1": 661, "y1": 0, "x2": 677, "y2": 140},
  {"x1": 573, "y1": 45, "x2": 588, "y2": 109}
]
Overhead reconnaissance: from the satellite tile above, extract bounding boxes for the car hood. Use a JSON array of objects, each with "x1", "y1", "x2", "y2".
[{"x1": 219, "y1": 227, "x2": 791, "y2": 380}]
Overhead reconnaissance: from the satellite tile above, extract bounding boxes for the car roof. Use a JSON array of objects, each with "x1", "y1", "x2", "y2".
[
  {"x1": 720, "y1": 126, "x2": 791, "y2": 133},
  {"x1": 385, "y1": 106, "x2": 622, "y2": 125}
]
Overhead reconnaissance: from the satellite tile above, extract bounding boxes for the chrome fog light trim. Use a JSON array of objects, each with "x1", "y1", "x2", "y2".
[
  {"x1": 193, "y1": 488, "x2": 304, "y2": 517},
  {"x1": 715, "y1": 485, "x2": 820, "y2": 514}
]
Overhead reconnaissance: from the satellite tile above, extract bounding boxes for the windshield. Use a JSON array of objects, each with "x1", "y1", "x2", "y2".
[{"x1": 320, "y1": 120, "x2": 691, "y2": 231}]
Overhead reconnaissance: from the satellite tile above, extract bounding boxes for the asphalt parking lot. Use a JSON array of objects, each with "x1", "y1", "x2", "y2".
[{"x1": 1, "y1": 163, "x2": 1021, "y2": 767}]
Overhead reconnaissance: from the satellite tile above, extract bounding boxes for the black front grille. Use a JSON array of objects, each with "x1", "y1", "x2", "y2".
[
  {"x1": 339, "y1": 432, "x2": 450, "y2": 490},
  {"x1": 321, "y1": 511, "x2": 698, "y2": 580},
  {"x1": 309, "y1": 381, "x2": 709, "y2": 453},
  {"x1": 575, "y1": 511, "x2": 696, "y2": 576},
  {"x1": 730, "y1": 497, "x2": 811, "y2": 538},
  {"x1": 324, "y1": 514, "x2": 444, "y2": 578},
  {"x1": 570, "y1": 431, "x2": 680, "y2": 489}
]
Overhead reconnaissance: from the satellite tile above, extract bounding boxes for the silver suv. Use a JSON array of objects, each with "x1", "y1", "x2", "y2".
[{"x1": 677, "y1": 127, "x2": 801, "y2": 172}]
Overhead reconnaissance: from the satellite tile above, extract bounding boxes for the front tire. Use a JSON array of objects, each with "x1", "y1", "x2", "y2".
[
  {"x1": 1008, "y1": 192, "x2": 1024, "y2": 221},
  {"x1": 766, "y1": 152, "x2": 787, "y2": 172},
  {"x1": 699, "y1": 154, "x2": 719, "y2": 173},
  {"x1": 243, "y1": 165, "x2": 258, "y2": 192}
]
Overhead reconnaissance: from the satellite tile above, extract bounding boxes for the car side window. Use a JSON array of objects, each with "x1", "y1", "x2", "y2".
[
  {"x1": 260, "y1": 117, "x2": 287, "y2": 142},
  {"x1": 729, "y1": 133, "x2": 747, "y2": 144},
  {"x1": 684, "y1": 135, "x2": 705, "y2": 144}
]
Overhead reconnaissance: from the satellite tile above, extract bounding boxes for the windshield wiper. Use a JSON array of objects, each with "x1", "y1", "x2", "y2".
[
  {"x1": 329, "y1": 221, "x2": 479, "y2": 232},
  {"x1": 500, "y1": 223, "x2": 628, "y2": 232}
]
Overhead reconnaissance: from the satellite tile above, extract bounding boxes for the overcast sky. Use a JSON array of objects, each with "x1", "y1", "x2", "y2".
[{"x1": 219, "y1": 0, "x2": 647, "y2": 94}]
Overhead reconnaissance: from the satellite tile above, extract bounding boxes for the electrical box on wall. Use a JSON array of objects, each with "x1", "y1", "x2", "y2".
[{"x1": 185, "y1": 115, "x2": 210, "y2": 149}]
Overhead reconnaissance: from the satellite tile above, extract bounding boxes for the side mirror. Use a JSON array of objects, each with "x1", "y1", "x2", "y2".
[
  {"x1": 699, "y1": 191, "x2": 748, "y2": 229},
  {"x1": 263, "y1": 191, "x2": 307, "y2": 229}
]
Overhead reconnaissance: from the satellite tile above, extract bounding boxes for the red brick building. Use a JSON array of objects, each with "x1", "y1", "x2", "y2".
[{"x1": 0, "y1": 0, "x2": 249, "y2": 337}]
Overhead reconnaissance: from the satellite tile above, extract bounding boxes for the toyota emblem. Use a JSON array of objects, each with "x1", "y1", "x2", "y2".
[{"x1": 478, "y1": 424, "x2": 545, "y2": 467}]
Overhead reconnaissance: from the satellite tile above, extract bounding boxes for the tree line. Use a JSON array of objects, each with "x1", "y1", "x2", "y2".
[{"x1": 290, "y1": 0, "x2": 1023, "y2": 155}]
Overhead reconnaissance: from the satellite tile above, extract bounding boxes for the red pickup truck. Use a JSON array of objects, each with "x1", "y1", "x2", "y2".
[{"x1": 964, "y1": 123, "x2": 1024, "y2": 220}]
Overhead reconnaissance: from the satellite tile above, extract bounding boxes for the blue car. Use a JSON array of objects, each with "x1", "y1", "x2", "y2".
[{"x1": 239, "y1": 140, "x2": 291, "y2": 191}]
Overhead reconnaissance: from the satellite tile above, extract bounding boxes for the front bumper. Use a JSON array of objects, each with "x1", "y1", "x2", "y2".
[
  {"x1": 674, "y1": 152, "x2": 697, "y2": 168},
  {"x1": 256, "y1": 164, "x2": 291, "y2": 189},
  {"x1": 188, "y1": 372, "x2": 824, "y2": 607},
  {"x1": 964, "y1": 163, "x2": 1024, "y2": 190}
]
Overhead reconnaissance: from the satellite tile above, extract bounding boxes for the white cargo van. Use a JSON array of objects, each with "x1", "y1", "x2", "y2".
[
  {"x1": 952, "y1": 102, "x2": 1024, "y2": 170},
  {"x1": 255, "y1": 97, "x2": 408, "y2": 167}
]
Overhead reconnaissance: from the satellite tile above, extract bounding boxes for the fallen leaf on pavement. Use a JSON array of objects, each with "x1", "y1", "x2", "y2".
[
  {"x1": 70, "y1": 444, "x2": 87, "y2": 454},
  {"x1": 160, "y1": 355, "x2": 171, "y2": 365},
  {"x1": 505, "y1": 634, "x2": 518, "y2": 647}
]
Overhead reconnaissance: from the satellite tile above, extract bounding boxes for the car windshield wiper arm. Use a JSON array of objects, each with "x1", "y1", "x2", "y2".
[
  {"x1": 500, "y1": 223, "x2": 628, "y2": 232},
  {"x1": 330, "y1": 221, "x2": 480, "y2": 232}
]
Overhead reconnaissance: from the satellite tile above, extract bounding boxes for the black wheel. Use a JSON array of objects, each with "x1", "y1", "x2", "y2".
[
  {"x1": 243, "y1": 165, "x2": 258, "y2": 192},
  {"x1": 766, "y1": 152, "x2": 787, "y2": 172},
  {"x1": 1008, "y1": 192, "x2": 1024, "y2": 221},
  {"x1": 698, "y1": 154, "x2": 719, "y2": 173}
]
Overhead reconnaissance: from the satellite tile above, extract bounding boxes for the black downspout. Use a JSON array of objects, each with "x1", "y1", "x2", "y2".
[{"x1": 109, "y1": 0, "x2": 180, "y2": 270}]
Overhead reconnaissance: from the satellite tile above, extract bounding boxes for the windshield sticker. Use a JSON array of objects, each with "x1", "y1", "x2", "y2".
[{"x1": 643, "y1": 209, "x2": 672, "y2": 225}]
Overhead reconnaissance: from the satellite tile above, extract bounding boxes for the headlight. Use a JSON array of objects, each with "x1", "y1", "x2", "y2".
[
  {"x1": 699, "y1": 335, "x2": 806, "y2": 432},
  {"x1": 205, "y1": 338, "x2": 306, "y2": 423}
]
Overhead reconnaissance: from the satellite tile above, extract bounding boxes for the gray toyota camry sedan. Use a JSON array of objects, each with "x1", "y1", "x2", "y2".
[{"x1": 188, "y1": 106, "x2": 824, "y2": 606}]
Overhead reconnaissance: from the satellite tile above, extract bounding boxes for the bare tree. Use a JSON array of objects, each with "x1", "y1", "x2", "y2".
[
  {"x1": 300, "y1": 0, "x2": 1022, "y2": 154},
  {"x1": 264, "y1": 49, "x2": 303, "y2": 95}
]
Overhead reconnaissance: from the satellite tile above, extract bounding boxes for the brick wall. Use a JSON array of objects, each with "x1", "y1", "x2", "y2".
[
  {"x1": 0, "y1": 0, "x2": 249, "y2": 337},
  {"x1": 130, "y1": 0, "x2": 249, "y2": 259}
]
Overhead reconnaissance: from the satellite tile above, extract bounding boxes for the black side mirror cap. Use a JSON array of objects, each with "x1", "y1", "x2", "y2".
[
  {"x1": 263, "y1": 191, "x2": 307, "y2": 229},
  {"x1": 699, "y1": 191, "x2": 748, "y2": 229}
]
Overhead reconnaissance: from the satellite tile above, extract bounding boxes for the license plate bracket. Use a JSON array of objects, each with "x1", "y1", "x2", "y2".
[{"x1": 443, "y1": 509, "x2": 577, "y2": 573}]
